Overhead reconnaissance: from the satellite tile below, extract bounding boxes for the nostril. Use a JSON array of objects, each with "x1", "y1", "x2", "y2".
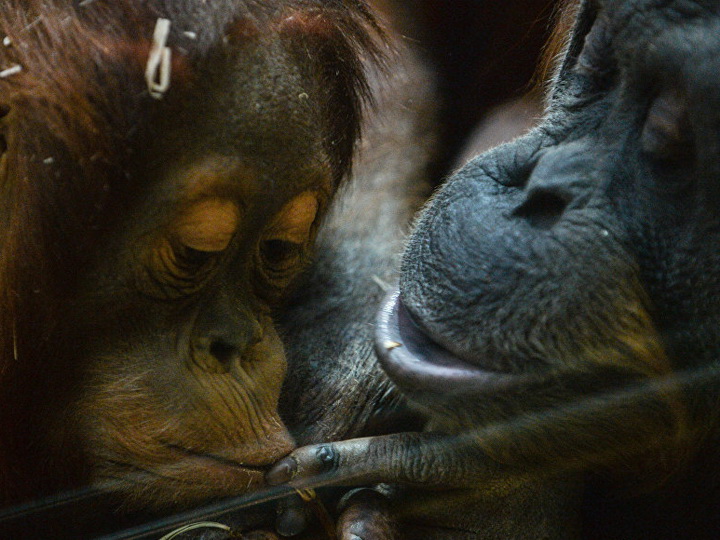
[
  {"x1": 512, "y1": 190, "x2": 569, "y2": 230},
  {"x1": 209, "y1": 339, "x2": 238, "y2": 367}
]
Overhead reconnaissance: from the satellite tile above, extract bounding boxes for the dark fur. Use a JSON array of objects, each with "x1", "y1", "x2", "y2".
[{"x1": 270, "y1": 1, "x2": 720, "y2": 538}]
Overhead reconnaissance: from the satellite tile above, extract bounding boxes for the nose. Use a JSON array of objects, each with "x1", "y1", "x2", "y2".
[
  {"x1": 512, "y1": 142, "x2": 597, "y2": 229},
  {"x1": 190, "y1": 293, "x2": 264, "y2": 373}
]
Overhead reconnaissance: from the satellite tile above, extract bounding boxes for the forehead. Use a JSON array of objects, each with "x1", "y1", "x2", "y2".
[
  {"x1": 159, "y1": 35, "x2": 329, "y2": 174},
  {"x1": 134, "y1": 31, "x2": 333, "y2": 209}
]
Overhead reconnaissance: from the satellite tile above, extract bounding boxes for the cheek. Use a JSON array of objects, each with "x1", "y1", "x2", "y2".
[{"x1": 232, "y1": 321, "x2": 288, "y2": 400}]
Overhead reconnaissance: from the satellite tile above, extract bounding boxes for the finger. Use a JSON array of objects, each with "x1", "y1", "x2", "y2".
[
  {"x1": 242, "y1": 532, "x2": 281, "y2": 540},
  {"x1": 337, "y1": 488, "x2": 395, "y2": 540},
  {"x1": 275, "y1": 495, "x2": 311, "y2": 537},
  {"x1": 266, "y1": 432, "x2": 490, "y2": 489}
]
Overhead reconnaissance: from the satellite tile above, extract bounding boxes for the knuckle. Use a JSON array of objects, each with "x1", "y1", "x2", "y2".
[
  {"x1": 387, "y1": 437, "x2": 436, "y2": 485},
  {"x1": 404, "y1": 453, "x2": 435, "y2": 484},
  {"x1": 314, "y1": 443, "x2": 339, "y2": 473}
]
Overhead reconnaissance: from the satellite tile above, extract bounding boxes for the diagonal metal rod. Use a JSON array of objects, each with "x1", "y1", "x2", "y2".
[{"x1": 96, "y1": 484, "x2": 299, "y2": 540}]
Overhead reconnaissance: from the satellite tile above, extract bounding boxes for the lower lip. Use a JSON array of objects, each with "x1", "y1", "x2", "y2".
[{"x1": 374, "y1": 291, "x2": 537, "y2": 398}]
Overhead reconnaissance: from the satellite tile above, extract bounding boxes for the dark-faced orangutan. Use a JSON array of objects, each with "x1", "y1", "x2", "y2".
[
  {"x1": 268, "y1": 0, "x2": 720, "y2": 538},
  {"x1": 0, "y1": 0, "x2": 386, "y2": 508}
]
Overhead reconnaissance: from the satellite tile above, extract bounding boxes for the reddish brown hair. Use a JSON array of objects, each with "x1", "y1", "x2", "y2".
[
  {"x1": 0, "y1": 0, "x2": 380, "y2": 501},
  {"x1": 536, "y1": 0, "x2": 582, "y2": 91}
]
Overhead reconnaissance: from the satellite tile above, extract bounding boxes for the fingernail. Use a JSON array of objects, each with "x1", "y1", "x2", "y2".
[
  {"x1": 266, "y1": 457, "x2": 297, "y2": 485},
  {"x1": 276, "y1": 506, "x2": 308, "y2": 537}
]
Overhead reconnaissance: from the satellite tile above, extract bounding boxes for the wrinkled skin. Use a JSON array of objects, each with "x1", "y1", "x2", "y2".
[
  {"x1": 73, "y1": 35, "x2": 330, "y2": 506},
  {"x1": 268, "y1": 1, "x2": 720, "y2": 538}
]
